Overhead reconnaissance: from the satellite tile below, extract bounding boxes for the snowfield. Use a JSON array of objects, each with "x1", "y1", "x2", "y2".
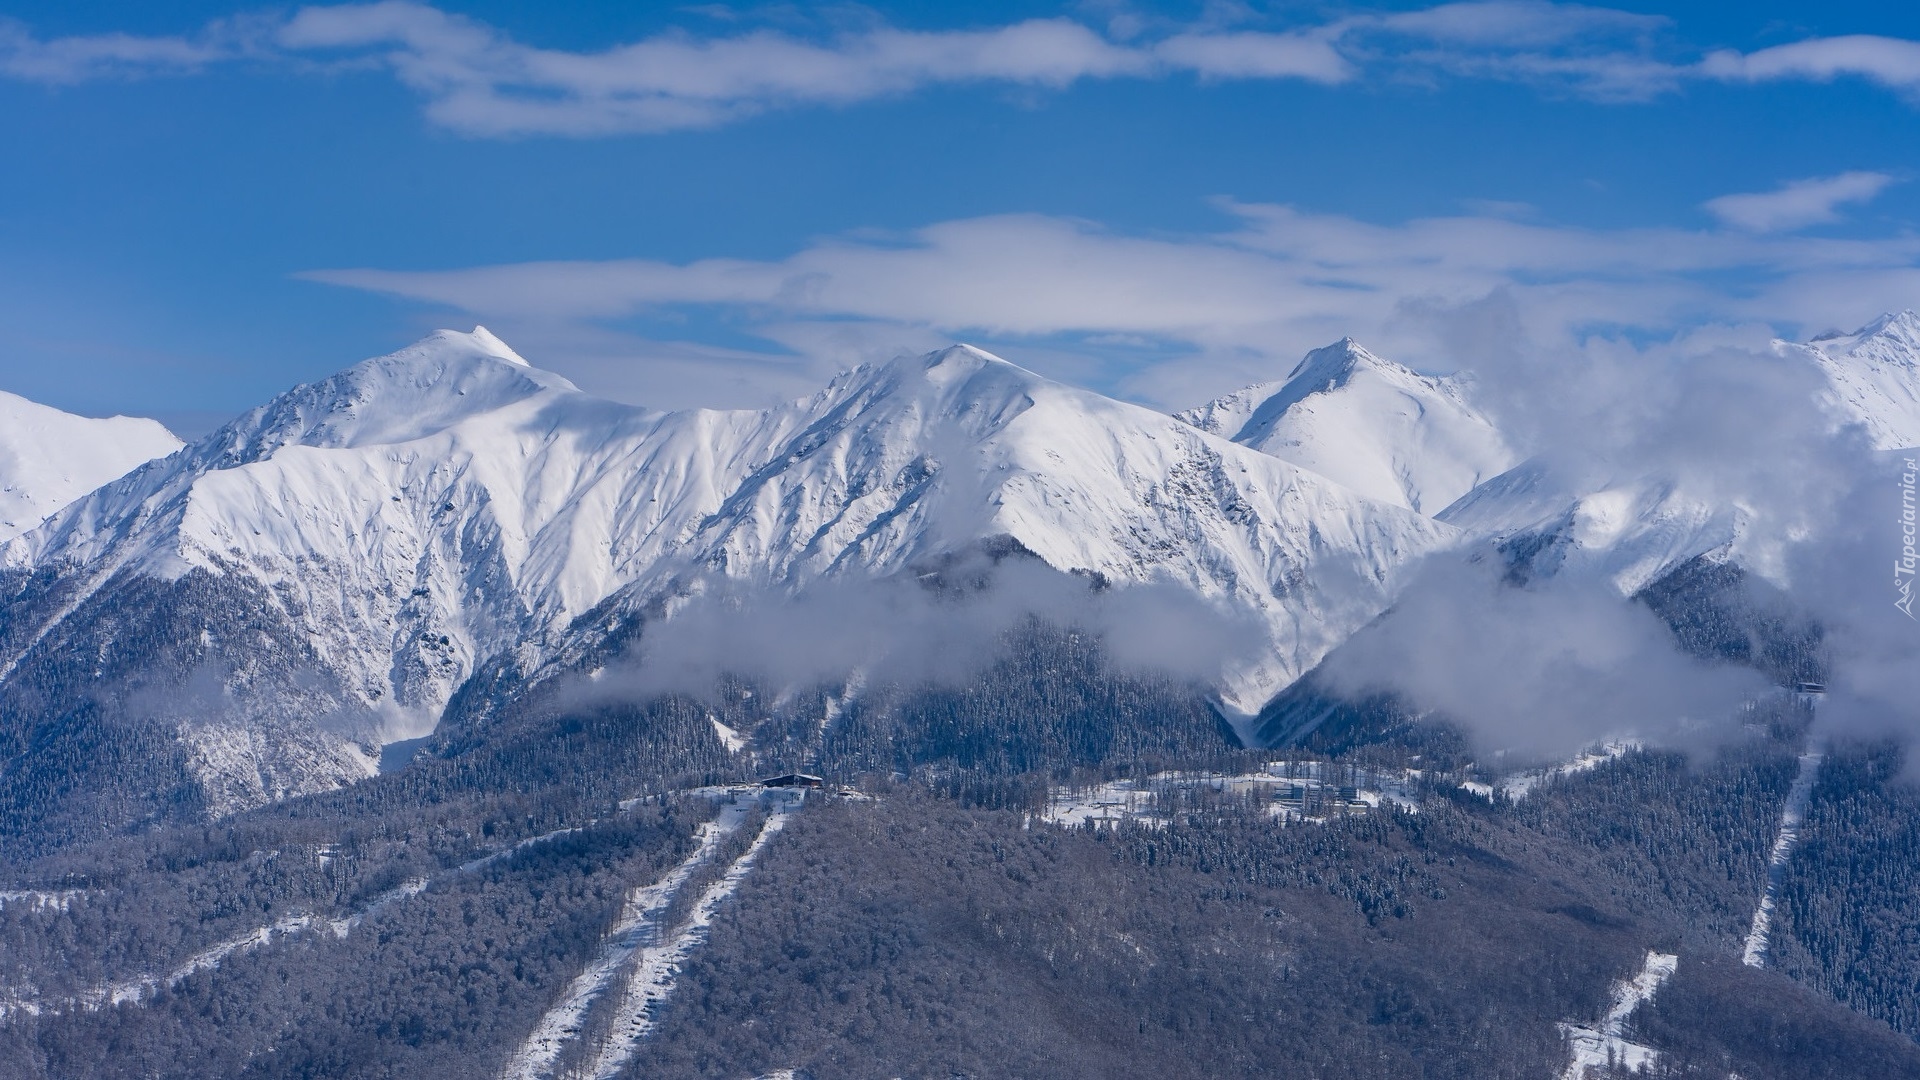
[
  {"x1": 0, "y1": 313, "x2": 1916, "y2": 821},
  {"x1": 1180, "y1": 338, "x2": 1514, "y2": 515},
  {"x1": 0, "y1": 390, "x2": 180, "y2": 544},
  {"x1": 0, "y1": 328, "x2": 1454, "y2": 812}
]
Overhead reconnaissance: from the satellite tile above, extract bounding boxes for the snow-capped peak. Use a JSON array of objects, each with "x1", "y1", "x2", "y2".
[
  {"x1": 0, "y1": 391, "x2": 182, "y2": 543},
  {"x1": 1179, "y1": 339, "x2": 1515, "y2": 515},
  {"x1": 2, "y1": 332, "x2": 1459, "y2": 813},
  {"x1": 1815, "y1": 309, "x2": 1920, "y2": 351},
  {"x1": 465, "y1": 325, "x2": 530, "y2": 366},
  {"x1": 195, "y1": 327, "x2": 578, "y2": 464},
  {"x1": 1795, "y1": 309, "x2": 1920, "y2": 451},
  {"x1": 1285, "y1": 336, "x2": 1378, "y2": 382}
]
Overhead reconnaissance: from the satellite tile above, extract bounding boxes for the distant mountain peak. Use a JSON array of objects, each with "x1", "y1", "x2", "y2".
[
  {"x1": 1435, "y1": 302, "x2": 1920, "y2": 593},
  {"x1": 926, "y1": 342, "x2": 1002, "y2": 367},
  {"x1": 1283, "y1": 336, "x2": 1378, "y2": 383},
  {"x1": 912, "y1": 342, "x2": 1026, "y2": 386},
  {"x1": 195, "y1": 329, "x2": 580, "y2": 461},
  {"x1": 1857, "y1": 308, "x2": 1920, "y2": 337},
  {"x1": 1180, "y1": 339, "x2": 1514, "y2": 515},
  {"x1": 0, "y1": 391, "x2": 182, "y2": 543},
  {"x1": 1797, "y1": 307, "x2": 1920, "y2": 450},
  {"x1": 1807, "y1": 310, "x2": 1920, "y2": 354},
  {"x1": 463, "y1": 325, "x2": 529, "y2": 366}
]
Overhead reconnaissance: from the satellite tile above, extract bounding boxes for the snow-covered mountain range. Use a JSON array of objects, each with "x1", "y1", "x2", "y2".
[
  {"x1": 1, "y1": 312, "x2": 1915, "y2": 827},
  {"x1": 0, "y1": 328, "x2": 1452, "y2": 818},
  {"x1": 0, "y1": 391, "x2": 180, "y2": 543}
]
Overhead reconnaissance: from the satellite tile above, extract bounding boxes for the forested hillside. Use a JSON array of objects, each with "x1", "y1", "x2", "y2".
[{"x1": 0, "y1": 604, "x2": 1916, "y2": 1078}]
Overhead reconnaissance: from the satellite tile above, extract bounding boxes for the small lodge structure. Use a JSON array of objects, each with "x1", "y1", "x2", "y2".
[{"x1": 758, "y1": 773, "x2": 824, "y2": 789}]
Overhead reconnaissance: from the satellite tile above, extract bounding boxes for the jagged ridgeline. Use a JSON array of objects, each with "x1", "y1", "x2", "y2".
[
  {"x1": 0, "y1": 328, "x2": 1456, "y2": 856},
  {"x1": 0, "y1": 318, "x2": 1918, "y2": 1078}
]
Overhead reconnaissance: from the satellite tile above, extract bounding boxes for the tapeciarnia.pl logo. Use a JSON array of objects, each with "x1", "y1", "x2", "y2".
[{"x1": 1900, "y1": 457, "x2": 1918, "y2": 620}]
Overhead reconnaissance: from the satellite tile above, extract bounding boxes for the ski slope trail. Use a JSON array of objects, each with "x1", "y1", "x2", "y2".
[
  {"x1": 0, "y1": 873, "x2": 433, "y2": 1021},
  {"x1": 499, "y1": 801, "x2": 762, "y2": 1080},
  {"x1": 1559, "y1": 950, "x2": 1680, "y2": 1079},
  {"x1": 580, "y1": 794, "x2": 799, "y2": 1080},
  {"x1": 1498, "y1": 742, "x2": 1641, "y2": 801},
  {"x1": 1743, "y1": 739, "x2": 1826, "y2": 967},
  {"x1": 0, "y1": 815, "x2": 622, "y2": 1024},
  {"x1": 0, "y1": 785, "x2": 754, "y2": 1025}
]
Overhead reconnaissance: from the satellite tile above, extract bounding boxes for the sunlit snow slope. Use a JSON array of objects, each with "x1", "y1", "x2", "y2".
[
  {"x1": 1795, "y1": 309, "x2": 1920, "y2": 451},
  {"x1": 1436, "y1": 463, "x2": 1748, "y2": 595},
  {"x1": 1179, "y1": 339, "x2": 1514, "y2": 515},
  {"x1": 0, "y1": 391, "x2": 181, "y2": 543},
  {"x1": 0, "y1": 329, "x2": 1453, "y2": 817}
]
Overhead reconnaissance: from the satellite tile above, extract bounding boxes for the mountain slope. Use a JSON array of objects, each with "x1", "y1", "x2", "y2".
[
  {"x1": 0, "y1": 330, "x2": 1453, "y2": 836},
  {"x1": 0, "y1": 391, "x2": 181, "y2": 543},
  {"x1": 1435, "y1": 461, "x2": 1748, "y2": 595},
  {"x1": 1795, "y1": 309, "x2": 1920, "y2": 450},
  {"x1": 1428, "y1": 313, "x2": 1920, "y2": 599},
  {"x1": 1179, "y1": 339, "x2": 1514, "y2": 515}
]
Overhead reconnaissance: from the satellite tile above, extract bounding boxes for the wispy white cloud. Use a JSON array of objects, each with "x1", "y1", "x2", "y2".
[
  {"x1": 1152, "y1": 31, "x2": 1353, "y2": 82},
  {"x1": 300, "y1": 202, "x2": 1920, "y2": 408},
  {"x1": 16, "y1": 2, "x2": 1902, "y2": 137},
  {"x1": 1703, "y1": 172, "x2": 1898, "y2": 233},
  {"x1": 1362, "y1": 0, "x2": 1664, "y2": 48},
  {"x1": 1702, "y1": 34, "x2": 1920, "y2": 95},
  {"x1": 276, "y1": 4, "x2": 1168, "y2": 135},
  {"x1": 0, "y1": 16, "x2": 261, "y2": 83},
  {"x1": 1334, "y1": 0, "x2": 1684, "y2": 101},
  {"x1": 271, "y1": 3, "x2": 1379, "y2": 135}
]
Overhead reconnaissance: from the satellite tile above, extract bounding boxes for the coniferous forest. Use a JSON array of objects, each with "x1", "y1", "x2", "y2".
[{"x1": 0, "y1": 592, "x2": 1916, "y2": 1079}]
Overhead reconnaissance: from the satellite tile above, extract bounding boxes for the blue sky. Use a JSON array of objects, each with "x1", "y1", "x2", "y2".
[{"x1": 2, "y1": 1, "x2": 1919, "y2": 435}]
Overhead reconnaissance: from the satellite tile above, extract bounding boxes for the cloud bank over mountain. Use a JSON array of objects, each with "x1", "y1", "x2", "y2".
[{"x1": 299, "y1": 195, "x2": 1920, "y2": 415}]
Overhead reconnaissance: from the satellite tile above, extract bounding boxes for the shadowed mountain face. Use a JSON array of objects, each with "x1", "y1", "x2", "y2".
[
  {"x1": 0, "y1": 330, "x2": 1452, "y2": 845},
  {"x1": 5, "y1": 317, "x2": 1914, "y2": 838},
  {"x1": 1, "y1": 321, "x2": 1919, "y2": 1078}
]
